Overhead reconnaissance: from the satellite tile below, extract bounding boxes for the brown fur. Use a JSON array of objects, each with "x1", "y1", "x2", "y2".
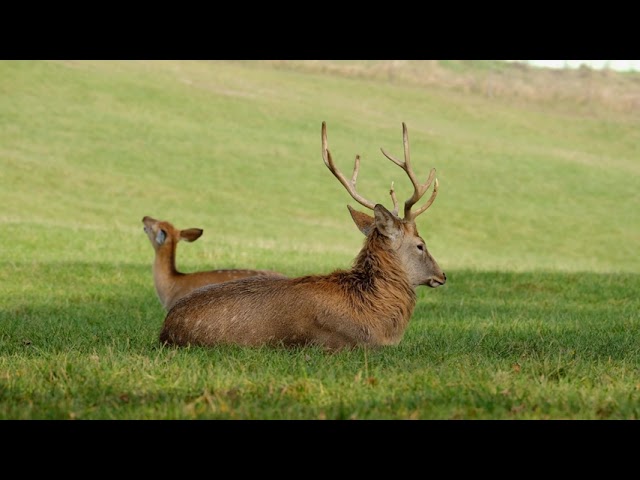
[
  {"x1": 142, "y1": 216, "x2": 285, "y2": 310},
  {"x1": 160, "y1": 205, "x2": 445, "y2": 351}
]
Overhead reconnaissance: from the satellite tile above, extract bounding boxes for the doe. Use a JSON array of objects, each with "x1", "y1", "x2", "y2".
[{"x1": 143, "y1": 216, "x2": 284, "y2": 310}]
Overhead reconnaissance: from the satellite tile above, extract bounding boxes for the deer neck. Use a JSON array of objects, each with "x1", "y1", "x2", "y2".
[
  {"x1": 351, "y1": 233, "x2": 415, "y2": 300},
  {"x1": 152, "y1": 242, "x2": 182, "y2": 304},
  {"x1": 342, "y1": 232, "x2": 416, "y2": 344}
]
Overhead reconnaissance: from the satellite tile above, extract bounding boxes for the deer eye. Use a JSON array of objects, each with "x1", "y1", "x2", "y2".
[{"x1": 417, "y1": 244, "x2": 425, "y2": 252}]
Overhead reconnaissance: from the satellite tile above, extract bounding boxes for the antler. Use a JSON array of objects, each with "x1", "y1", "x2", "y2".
[
  {"x1": 380, "y1": 122, "x2": 439, "y2": 222},
  {"x1": 322, "y1": 122, "x2": 377, "y2": 211}
]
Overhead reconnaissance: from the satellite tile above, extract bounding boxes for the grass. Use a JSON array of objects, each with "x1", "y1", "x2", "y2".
[
  {"x1": 0, "y1": 60, "x2": 639, "y2": 419},
  {"x1": 2, "y1": 267, "x2": 638, "y2": 419}
]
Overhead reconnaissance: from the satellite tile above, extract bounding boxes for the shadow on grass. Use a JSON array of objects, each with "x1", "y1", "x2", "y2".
[{"x1": 1, "y1": 262, "x2": 165, "y2": 354}]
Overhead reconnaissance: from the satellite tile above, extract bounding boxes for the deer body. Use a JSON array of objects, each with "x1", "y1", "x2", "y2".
[
  {"x1": 161, "y1": 215, "x2": 423, "y2": 349},
  {"x1": 143, "y1": 216, "x2": 284, "y2": 310},
  {"x1": 160, "y1": 122, "x2": 446, "y2": 351}
]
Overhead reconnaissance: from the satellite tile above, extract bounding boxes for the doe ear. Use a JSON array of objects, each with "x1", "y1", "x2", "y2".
[
  {"x1": 155, "y1": 229, "x2": 167, "y2": 245},
  {"x1": 180, "y1": 228, "x2": 204, "y2": 243},
  {"x1": 347, "y1": 205, "x2": 375, "y2": 236},
  {"x1": 373, "y1": 204, "x2": 401, "y2": 239}
]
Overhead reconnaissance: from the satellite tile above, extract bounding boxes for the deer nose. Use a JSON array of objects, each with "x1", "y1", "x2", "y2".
[{"x1": 443, "y1": 272, "x2": 447, "y2": 281}]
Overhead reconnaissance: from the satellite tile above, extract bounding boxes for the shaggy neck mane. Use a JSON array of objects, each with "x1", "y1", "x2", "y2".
[{"x1": 340, "y1": 229, "x2": 415, "y2": 309}]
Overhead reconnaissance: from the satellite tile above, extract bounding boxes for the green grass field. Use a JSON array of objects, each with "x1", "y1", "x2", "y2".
[{"x1": 1, "y1": 60, "x2": 638, "y2": 419}]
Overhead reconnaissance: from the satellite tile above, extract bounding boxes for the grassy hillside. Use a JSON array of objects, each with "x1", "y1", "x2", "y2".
[
  {"x1": 0, "y1": 60, "x2": 638, "y2": 419},
  {"x1": 2, "y1": 60, "x2": 638, "y2": 273}
]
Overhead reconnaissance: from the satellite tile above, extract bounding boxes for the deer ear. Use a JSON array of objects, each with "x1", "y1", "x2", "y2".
[
  {"x1": 347, "y1": 205, "x2": 375, "y2": 236},
  {"x1": 155, "y1": 229, "x2": 167, "y2": 245},
  {"x1": 180, "y1": 228, "x2": 203, "y2": 242},
  {"x1": 373, "y1": 204, "x2": 400, "y2": 239}
]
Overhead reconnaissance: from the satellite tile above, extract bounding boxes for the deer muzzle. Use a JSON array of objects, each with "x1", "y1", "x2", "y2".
[{"x1": 426, "y1": 272, "x2": 446, "y2": 288}]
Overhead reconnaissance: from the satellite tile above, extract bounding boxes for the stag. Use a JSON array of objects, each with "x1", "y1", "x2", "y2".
[{"x1": 159, "y1": 122, "x2": 446, "y2": 350}]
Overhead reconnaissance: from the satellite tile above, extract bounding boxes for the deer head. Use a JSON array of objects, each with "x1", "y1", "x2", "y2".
[
  {"x1": 142, "y1": 216, "x2": 203, "y2": 252},
  {"x1": 322, "y1": 122, "x2": 446, "y2": 288}
]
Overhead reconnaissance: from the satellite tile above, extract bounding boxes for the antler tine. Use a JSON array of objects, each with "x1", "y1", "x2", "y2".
[
  {"x1": 389, "y1": 181, "x2": 399, "y2": 216},
  {"x1": 380, "y1": 122, "x2": 438, "y2": 221},
  {"x1": 322, "y1": 122, "x2": 376, "y2": 211},
  {"x1": 410, "y1": 178, "x2": 438, "y2": 219}
]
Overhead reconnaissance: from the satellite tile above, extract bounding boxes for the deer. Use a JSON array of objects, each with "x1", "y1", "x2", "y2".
[
  {"x1": 142, "y1": 216, "x2": 285, "y2": 310},
  {"x1": 159, "y1": 122, "x2": 446, "y2": 351}
]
